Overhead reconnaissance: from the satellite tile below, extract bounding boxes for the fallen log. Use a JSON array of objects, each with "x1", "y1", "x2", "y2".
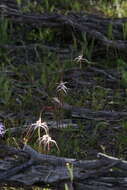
[
  {"x1": 0, "y1": 1, "x2": 127, "y2": 54},
  {"x1": 52, "y1": 99, "x2": 127, "y2": 122},
  {"x1": 0, "y1": 144, "x2": 127, "y2": 189}
]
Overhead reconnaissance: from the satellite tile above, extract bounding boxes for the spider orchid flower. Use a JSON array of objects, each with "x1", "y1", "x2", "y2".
[
  {"x1": 38, "y1": 134, "x2": 59, "y2": 152},
  {"x1": 25, "y1": 118, "x2": 49, "y2": 140},
  {"x1": 74, "y1": 55, "x2": 91, "y2": 64},
  {"x1": 56, "y1": 81, "x2": 68, "y2": 94}
]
